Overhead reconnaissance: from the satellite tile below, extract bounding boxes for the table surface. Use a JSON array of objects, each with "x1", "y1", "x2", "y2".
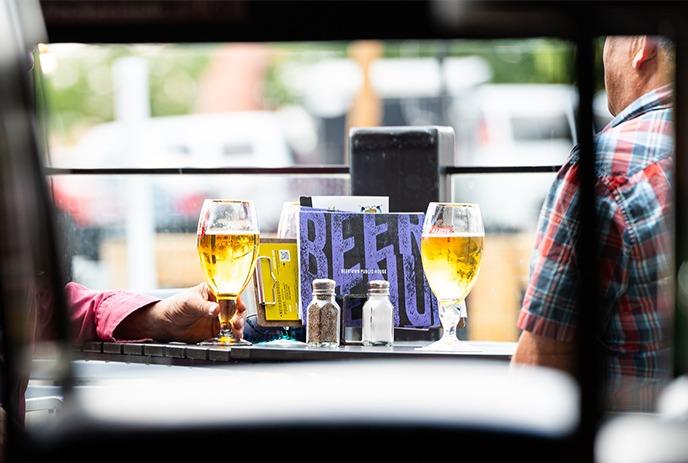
[{"x1": 74, "y1": 340, "x2": 517, "y2": 366}]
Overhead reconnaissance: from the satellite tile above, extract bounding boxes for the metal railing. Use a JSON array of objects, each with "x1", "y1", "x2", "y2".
[{"x1": 44, "y1": 165, "x2": 563, "y2": 176}]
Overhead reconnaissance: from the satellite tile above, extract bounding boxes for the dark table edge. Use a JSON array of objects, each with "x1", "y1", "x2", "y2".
[{"x1": 70, "y1": 341, "x2": 514, "y2": 365}]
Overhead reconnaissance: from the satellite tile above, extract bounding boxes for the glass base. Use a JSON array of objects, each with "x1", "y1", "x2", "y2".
[
  {"x1": 415, "y1": 336, "x2": 480, "y2": 352},
  {"x1": 199, "y1": 334, "x2": 252, "y2": 346},
  {"x1": 257, "y1": 338, "x2": 307, "y2": 348},
  {"x1": 306, "y1": 341, "x2": 339, "y2": 348}
]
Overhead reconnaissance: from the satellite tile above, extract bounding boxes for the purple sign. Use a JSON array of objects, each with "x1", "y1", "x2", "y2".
[{"x1": 299, "y1": 209, "x2": 439, "y2": 328}]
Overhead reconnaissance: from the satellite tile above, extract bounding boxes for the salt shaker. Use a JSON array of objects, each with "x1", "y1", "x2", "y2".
[
  {"x1": 306, "y1": 278, "x2": 341, "y2": 347},
  {"x1": 362, "y1": 280, "x2": 394, "y2": 346}
]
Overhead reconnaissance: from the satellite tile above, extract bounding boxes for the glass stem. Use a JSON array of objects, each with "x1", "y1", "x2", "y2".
[
  {"x1": 219, "y1": 299, "x2": 237, "y2": 338},
  {"x1": 439, "y1": 301, "x2": 462, "y2": 342}
]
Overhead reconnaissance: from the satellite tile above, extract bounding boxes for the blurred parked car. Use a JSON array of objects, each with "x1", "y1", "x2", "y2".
[
  {"x1": 282, "y1": 56, "x2": 492, "y2": 163},
  {"x1": 451, "y1": 84, "x2": 578, "y2": 232},
  {"x1": 51, "y1": 111, "x2": 294, "y2": 258}
]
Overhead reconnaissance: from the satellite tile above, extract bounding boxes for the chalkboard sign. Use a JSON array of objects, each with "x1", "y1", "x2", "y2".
[
  {"x1": 298, "y1": 208, "x2": 439, "y2": 328},
  {"x1": 350, "y1": 126, "x2": 454, "y2": 213}
]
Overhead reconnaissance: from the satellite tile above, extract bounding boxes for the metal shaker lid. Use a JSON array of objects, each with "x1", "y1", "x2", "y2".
[
  {"x1": 367, "y1": 280, "x2": 390, "y2": 295},
  {"x1": 312, "y1": 278, "x2": 336, "y2": 294}
]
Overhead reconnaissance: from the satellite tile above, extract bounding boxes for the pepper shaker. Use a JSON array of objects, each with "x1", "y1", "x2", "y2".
[
  {"x1": 361, "y1": 280, "x2": 394, "y2": 346},
  {"x1": 306, "y1": 278, "x2": 341, "y2": 347}
]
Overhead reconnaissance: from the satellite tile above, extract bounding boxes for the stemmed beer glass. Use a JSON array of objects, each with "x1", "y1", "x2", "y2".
[
  {"x1": 197, "y1": 199, "x2": 260, "y2": 345},
  {"x1": 277, "y1": 201, "x2": 300, "y2": 239},
  {"x1": 273, "y1": 200, "x2": 304, "y2": 344},
  {"x1": 420, "y1": 202, "x2": 484, "y2": 351}
]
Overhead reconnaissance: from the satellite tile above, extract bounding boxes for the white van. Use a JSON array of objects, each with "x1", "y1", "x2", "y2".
[
  {"x1": 52, "y1": 111, "x2": 293, "y2": 232},
  {"x1": 450, "y1": 84, "x2": 577, "y2": 232}
]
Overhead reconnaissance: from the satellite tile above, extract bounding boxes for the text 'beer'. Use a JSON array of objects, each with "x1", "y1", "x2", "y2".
[
  {"x1": 197, "y1": 232, "x2": 260, "y2": 301},
  {"x1": 420, "y1": 234, "x2": 484, "y2": 305}
]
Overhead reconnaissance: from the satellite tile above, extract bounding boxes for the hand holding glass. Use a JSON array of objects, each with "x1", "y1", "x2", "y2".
[
  {"x1": 197, "y1": 199, "x2": 259, "y2": 345},
  {"x1": 420, "y1": 202, "x2": 484, "y2": 351}
]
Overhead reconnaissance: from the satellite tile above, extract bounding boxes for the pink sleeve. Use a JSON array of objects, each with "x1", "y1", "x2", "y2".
[{"x1": 65, "y1": 282, "x2": 160, "y2": 343}]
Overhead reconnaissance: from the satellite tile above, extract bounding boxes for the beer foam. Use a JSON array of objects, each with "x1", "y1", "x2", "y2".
[
  {"x1": 421, "y1": 232, "x2": 484, "y2": 238},
  {"x1": 201, "y1": 230, "x2": 259, "y2": 235}
]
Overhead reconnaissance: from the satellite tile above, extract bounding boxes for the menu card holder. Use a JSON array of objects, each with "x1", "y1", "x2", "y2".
[
  {"x1": 253, "y1": 237, "x2": 303, "y2": 328},
  {"x1": 298, "y1": 208, "x2": 440, "y2": 331}
]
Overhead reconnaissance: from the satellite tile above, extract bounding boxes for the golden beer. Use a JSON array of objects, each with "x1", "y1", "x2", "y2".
[
  {"x1": 420, "y1": 234, "x2": 484, "y2": 304},
  {"x1": 197, "y1": 232, "x2": 260, "y2": 303}
]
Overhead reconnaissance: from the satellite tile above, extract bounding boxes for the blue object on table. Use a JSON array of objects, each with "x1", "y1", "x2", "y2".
[{"x1": 243, "y1": 314, "x2": 306, "y2": 344}]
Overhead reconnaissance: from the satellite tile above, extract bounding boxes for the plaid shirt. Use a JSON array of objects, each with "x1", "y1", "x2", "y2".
[{"x1": 517, "y1": 84, "x2": 674, "y2": 410}]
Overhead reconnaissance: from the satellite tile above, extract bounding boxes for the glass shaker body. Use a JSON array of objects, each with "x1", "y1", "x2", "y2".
[
  {"x1": 362, "y1": 280, "x2": 394, "y2": 346},
  {"x1": 306, "y1": 279, "x2": 341, "y2": 347}
]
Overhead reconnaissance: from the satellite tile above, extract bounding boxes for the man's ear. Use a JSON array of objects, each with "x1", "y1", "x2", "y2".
[{"x1": 632, "y1": 36, "x2": 658, "y2": 70}]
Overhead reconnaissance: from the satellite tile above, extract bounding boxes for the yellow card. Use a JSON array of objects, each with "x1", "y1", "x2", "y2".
[{"x1": 253, "y1": 238, "x2": 301, "y2": 326}]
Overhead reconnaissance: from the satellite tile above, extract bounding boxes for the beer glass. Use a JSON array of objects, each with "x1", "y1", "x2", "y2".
[
  {"x1": 277, "y1": 201, "x2": 300, "y2": 239},
  {"x1": 274, "y1": 200, "x2": 304, "y2": 344},
  {"x1": 197, "y1": 199, "x2": 260, "y2": 345},
  {"x1": 419, "y1": 202, "x2": 484, "y2": 351}
]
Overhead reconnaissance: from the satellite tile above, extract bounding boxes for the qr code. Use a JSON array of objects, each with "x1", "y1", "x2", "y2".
[{"x1": 279, "y1": 250, "x2": 291, "y2": 262}]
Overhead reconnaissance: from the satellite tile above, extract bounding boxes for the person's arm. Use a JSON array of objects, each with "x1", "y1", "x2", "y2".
[
  {"x1": 511, "y1": 146, "x2": 626, "y2": 373},
  {"x1": 510, "y1": 155, "x2": 581, "y2": 373},
  {"x1": 67, "y1": 281, "x2": 160, "y2": 343},
  {"x1": 115, "y1": 283, "x2": 247, "y2": 343},
  {"x1": 512, "y1": 330, "x2": 575, "y2": 373},
  {"x1": 67, "y1": 281, "x2": 246, "y2": 343},
  {"x1": 510, "y1": 148, "x2": 580, "y2": 371}
]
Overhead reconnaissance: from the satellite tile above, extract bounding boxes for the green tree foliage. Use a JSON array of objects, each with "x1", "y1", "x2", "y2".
[
  {"x1": 384, "y1": 39, "x2": 574, "y2": 84},
  {"x1": 37, "y1": 39, "x2": 576, "y2": 143},
  {"x1": 36, "y1": 44, "x2": 213, "y2": 143}
]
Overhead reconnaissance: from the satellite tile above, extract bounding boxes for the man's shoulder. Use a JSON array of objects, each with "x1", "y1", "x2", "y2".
[{"x1": 593, "y1": 107, "x2": 673, "y2": 178}]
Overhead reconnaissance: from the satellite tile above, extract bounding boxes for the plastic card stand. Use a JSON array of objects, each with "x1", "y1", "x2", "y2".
[{"x1": 253, "y1": 238, "x2": 303, "y2": 328}]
